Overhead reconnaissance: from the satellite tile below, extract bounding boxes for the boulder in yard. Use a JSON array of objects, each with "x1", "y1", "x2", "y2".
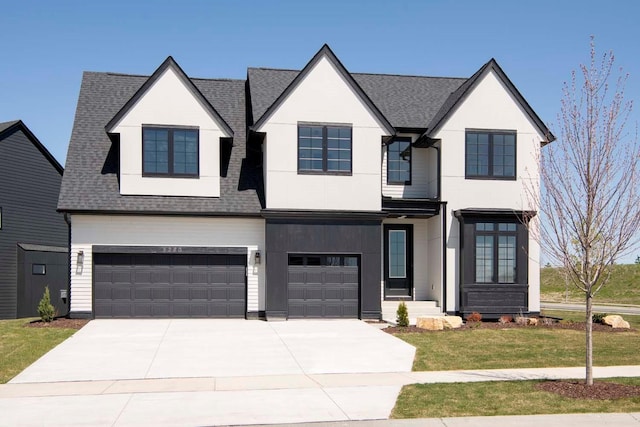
[
  {"x1": 603, "y1": 315, "x2": 631, "y2": 329},
  {"x1": 442, "y1": 316, "x2": 463, "y2": 329},
  {"x1": 416, "y1": 317, "x2": 444, "y2": 331},
  {"x1": 527, "y1": 317, "x2": 539, "y2": 326}
]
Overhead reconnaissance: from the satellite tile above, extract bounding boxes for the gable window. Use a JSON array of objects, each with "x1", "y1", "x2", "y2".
[
  {"x1": 298, "y1": 125, "x2": 352, "y2": 174},
  {"x1": 32, "y1": 264, "x2": 46, "y2": 275},
  {"x1": 387, "y1": 137, "x2": 411, "y2": 184},
  {"x1": 474, "y1": 222, "x2": 517, "y2": 284},
  {"x1": 143, "y1": 127, "x2": 199, "y2": 177},
  {"x1": 466, "y1": 131, "x2": 516, "y2": 179}
]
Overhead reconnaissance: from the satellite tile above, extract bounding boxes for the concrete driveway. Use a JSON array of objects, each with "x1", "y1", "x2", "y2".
[
  {"x1": 3, "y1": 319, "x2": 415, "y2": 426},
  {"x1": 11, "y1": 319, "x2": 415, "y2": 383}
]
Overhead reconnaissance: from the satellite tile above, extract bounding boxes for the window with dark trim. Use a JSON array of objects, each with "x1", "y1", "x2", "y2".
[
  {"x1": 298, "y1": 125, "x2": 352, "y2": 174},
  {"x1": 288, "y1": 254, "x2": 359, "y2": 267},
  {"x1": 465, "y1": 131, "x2": 516, "y2": 179},
  {"x1": 32, "y1": 264, "x2": 46, "y2": 275},
  {"x1": 387, "y1": 137, "x2": 411, "y2": 184},
  {"x1": 474, "y1": 222, "x2": 517, "y2": 284},
  {"x1": 143, "y1": 127, "x2": 199, "y2": 177}
]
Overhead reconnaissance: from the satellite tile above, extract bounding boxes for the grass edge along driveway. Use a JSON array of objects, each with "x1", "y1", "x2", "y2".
[{"x1": 0, "y1": 318, "x2": 78, "y2": 383}]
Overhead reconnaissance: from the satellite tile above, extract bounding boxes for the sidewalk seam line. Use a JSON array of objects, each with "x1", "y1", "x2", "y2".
[{"x1": 110, "y1": 393, "x2": 135, "y2": 427}]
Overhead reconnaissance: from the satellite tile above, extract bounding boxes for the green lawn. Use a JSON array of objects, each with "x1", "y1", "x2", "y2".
[
  {"x1": 391, "y1": 377, "x2": 640, "y2": 419},
  {"x1": 394, "y1": 313, "x2": 640, "y2": 371},
  {"x1": 541, "y1": 264, "x2": 640, "y2": 305},
  {"x1": 0, "y1": 319, "x2": 78, "y2": 383}
]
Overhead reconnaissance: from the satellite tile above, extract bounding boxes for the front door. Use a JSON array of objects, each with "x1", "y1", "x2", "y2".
[{"x1": 384, "y1": 224, "x2": 413, "y2": 298}]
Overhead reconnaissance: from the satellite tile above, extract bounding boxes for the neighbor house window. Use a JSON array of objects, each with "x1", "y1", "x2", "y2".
[
  {"x1": 466, "y1": 131, "x2": 516, "y2": 179},
  {"x1": 143, "y1": 127, "x2": 199, "y2": 177},
  {"x1": 387, "y1": 137, "x2": 411, "y2": 184},
  {"x1": 32, "y1": 264, "x2": 46, "y2": 275},
  {"x1": 298, "y1": 125, "x2": 352, "y2": 174},
  {"x1": 474, "y1": 222, "x2": 517, "y2": 283}
]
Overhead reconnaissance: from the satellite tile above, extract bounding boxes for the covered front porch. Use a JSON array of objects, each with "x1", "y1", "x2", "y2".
[{"x1": 381, "y1": 197, "x2": 445, "y2": 321}]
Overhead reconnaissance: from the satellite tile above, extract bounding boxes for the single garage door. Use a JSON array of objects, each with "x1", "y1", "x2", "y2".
[
  {"x1": 287, "y1": 254, "x2": 359, "y2": 318},
  {"x1": 94, "y1": 252, "x2": 246, "y2": 318}
]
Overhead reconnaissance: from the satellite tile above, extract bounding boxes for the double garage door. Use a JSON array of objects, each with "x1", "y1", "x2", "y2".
[
  {"x1": 287, "y1": 254, "x2": 360, "y2": 318},
  {"x1": 94, "y1": 252, "x2": 246, "y2": 318}
]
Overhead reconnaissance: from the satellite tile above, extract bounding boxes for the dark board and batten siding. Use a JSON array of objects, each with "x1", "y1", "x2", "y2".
[
  {"x1": 0, "y1": 128, "x2": 67, "y2": 319},
  {"x1": 265, "y1": 217, "x2": 382, "y2": 320}
]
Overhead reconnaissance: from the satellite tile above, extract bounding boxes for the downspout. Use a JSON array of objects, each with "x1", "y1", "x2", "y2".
[
  {"x1": 441, "y1": 201, "x2": 447, "y2": 314},
  {"x1": 63, "y1": 213, "x2": 71, "y2": 318}
]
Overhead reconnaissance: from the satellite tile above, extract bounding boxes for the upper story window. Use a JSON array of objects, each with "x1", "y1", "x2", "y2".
[
  {"x1": 298, "y1": 125, "x2": 352, "y2": 174},
  {"x1": 143, "y1": 127, "x2": 199, "y2": 177},
  {"x1": 387, "y1": 137, "x2": 411, "y2": 185},
  {"x1": 474, "y1": 222, "x2": 517, "y2": 284},
  {"x1": 465, "y1": 131, "x2": 516, "y2": 179}
]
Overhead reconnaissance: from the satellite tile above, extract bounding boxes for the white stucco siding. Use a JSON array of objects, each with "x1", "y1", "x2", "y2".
[
  {"x1": 110, "y1": 67, "x2": 227, "y2": 197},
  {"x1": 382, "y1": 134, "x2": 435, "y2": 199},
  {"x1": 69, "y1": 215, "x2": 265, "y2": 315},
  {"x1": 435, "y1": 70, "x2": 544, "y2": 313},
  {"x1": 257, "y1": 55, "x2": 387, "y2": 211}
]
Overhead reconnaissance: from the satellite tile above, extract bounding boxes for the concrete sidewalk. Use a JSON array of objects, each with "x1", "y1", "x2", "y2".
[
  {"x1": 1, "y1": 365, "x2": 639, "y2": 426},
  {"x1": 254, "y1": 412, "x2": 640, "y2": 427}
]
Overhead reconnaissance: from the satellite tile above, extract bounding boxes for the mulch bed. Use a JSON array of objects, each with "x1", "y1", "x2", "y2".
[
  {"x1": 536, "y1": 380, "x2": 640, "y2": 399},
  {"x1": 384, "y1": 320, "x2": 634, "y2": 334},
  {"x1": 26, "y1": 318, "x2": 89, "y2": 329}
]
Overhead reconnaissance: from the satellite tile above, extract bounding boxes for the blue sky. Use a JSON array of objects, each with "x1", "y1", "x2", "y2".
[{"x1": 2, "y1": 0, "x2": 639, "y2": 261}]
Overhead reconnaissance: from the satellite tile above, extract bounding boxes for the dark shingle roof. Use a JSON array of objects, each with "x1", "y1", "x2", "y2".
[
  {"x1": 247, "y1": 68, "x2": 466, "y2": 129},
  {"x1": 0, "y1": 120, "x2": 20, "y2": 133},
  {"x1": 58, "y1": 72, "x2": 263, "y2": 214}
]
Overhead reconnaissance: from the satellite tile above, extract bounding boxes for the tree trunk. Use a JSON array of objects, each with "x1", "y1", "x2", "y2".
[{"x1": 585, "y1": 293, "x2": 593, "y2": 385}]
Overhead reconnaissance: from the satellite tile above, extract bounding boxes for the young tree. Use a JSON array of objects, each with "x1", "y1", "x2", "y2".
[{"x1": 529, "y1": 38, "x2": 640, "y2": 385}]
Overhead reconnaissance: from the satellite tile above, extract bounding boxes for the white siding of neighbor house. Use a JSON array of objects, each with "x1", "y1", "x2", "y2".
[
  {"x1": 433, "y1": 70, "x2": 544, "y2": 313},
  {"x1": 109, "y1": 66, "x2": 229, "y2": 198},
  {"x1": 255, "y1": 55, "x2": 388, "y2": 211},
  {"x1": 426, "y1": 215, "x2": 442, "y2": 303},
  {"x1": 69, "y1": 215, "x2": 265, "y2": 315},
  {"x1": 382, "y1": 133, "x2": 437, "y2": 199}
]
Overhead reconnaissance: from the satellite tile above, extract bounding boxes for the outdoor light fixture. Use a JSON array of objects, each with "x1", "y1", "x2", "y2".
[
  {"x1": 76, "y1": 250, "x2": 84, "y2": 274},
  {"x1": 254, "y1": 250, "x2": 261, "y2": 265}
]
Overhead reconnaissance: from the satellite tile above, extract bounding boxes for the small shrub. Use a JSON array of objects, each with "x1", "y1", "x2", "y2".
[
  {"x1": 466, "y1": 311, "x2": 482, "y2": 322},
  {"x1": 498, "y1": 315, "x2": 513, "y2": 324},
  {"x1": 592, "y1": 313, "x2": 607, "y2": 324},
  {"x1": 540, "y1": 317, "x2": 555, "y2": 326},
  {"x1": 37, "y1": 286, "x2": 56, "y2": 323},
  {"x1": 396, "y1": 302, "x2": 409, "y2": 327}
]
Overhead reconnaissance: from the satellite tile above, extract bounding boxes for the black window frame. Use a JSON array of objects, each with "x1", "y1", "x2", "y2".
[
  {"x1": 472, "y1": 221, "x2": 519, "y2": 284},
  {"x1": 297, "y1": 124, "x2": 352, "y2": 175},
  {"x1": 31, "y1": 264, "x2": 46, "y2": 275},
  {"x1": 287, "y1": 254, "x2": 359, "y2": 267},
  {"x1": 142, "y1": 126, "x2": 200, "y2": 178},
  {"x1": 465, "y1": 130, "x2": 517, "y2": 180},
  {"x1": 387, "y1": 137, "x2": 412, "y2": 185}
]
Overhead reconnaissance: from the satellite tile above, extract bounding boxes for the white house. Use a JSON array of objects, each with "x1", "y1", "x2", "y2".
[{"x1": 58, "y1": 45, "x2": 553, "y2": 320}]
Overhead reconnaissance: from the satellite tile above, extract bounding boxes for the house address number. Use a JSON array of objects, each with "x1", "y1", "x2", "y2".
[{"x1": 161, "y1": 247, "x2": 184, "y2": 253}]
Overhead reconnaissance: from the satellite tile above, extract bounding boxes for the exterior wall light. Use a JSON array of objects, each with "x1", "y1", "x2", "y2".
[
  {"x1": 76, "y1": 250, "x2": 84, "y2": 274},
  {"x1": 254, "y1": 250, "x2": 261, "y2": 265}
]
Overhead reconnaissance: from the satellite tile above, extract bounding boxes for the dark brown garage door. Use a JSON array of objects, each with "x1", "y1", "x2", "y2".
[
  {"x1": 94, "y1": 253, "x2": 246, "y2": 318},
  {"x1": 287, "y1": 254, "x2": 359, "y2": 318}
]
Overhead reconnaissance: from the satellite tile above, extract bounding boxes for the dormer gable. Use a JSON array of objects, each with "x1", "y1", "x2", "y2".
[
  {"x1": 420, "y1": 59, "x2": 555, "y2": 145},
  {"x1": 106, "y1": 57, "x2": 232, "y2": 198},
  {"x1": 252, "y1": 44, "x2": 395, "y2": 135}
]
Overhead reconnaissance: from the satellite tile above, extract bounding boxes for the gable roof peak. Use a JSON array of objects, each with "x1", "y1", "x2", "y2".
[
  {"x1": 0, "y1": 119, "x2": 63, "y2": 174},
  {"x1": 251, "y1": 44, "x2": 395, "y2": 134},
  {"x1": 105, "y1": 56, "x2": 234, "y2": 136}
]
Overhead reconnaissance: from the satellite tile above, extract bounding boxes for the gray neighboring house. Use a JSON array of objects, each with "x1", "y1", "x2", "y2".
[{"x1": 0, "y1": 120, "x2": 69, "y2": 319}]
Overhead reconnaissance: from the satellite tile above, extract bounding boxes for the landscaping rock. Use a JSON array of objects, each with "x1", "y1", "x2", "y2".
[
  {"x1": 603, "y1": 315, "x2": 630, "y2": 329},
  {"x1": 442, "y1": 316, "x2": 463, "y2": 329},
  {"x1": 416, "y1": 317, "x2": 444, "y2": 331},
  {"x1": 527, "y1": 318, "x2": 539, "y2": 326}
]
